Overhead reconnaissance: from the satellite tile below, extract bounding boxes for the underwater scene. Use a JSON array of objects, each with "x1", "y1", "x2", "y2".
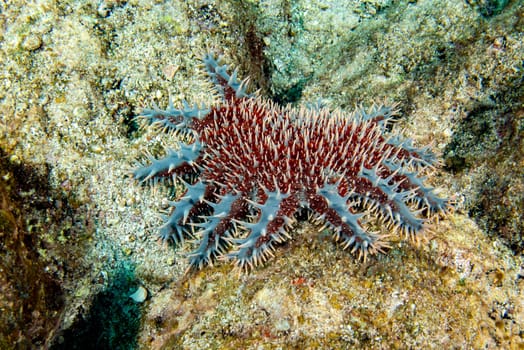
[{"x1": 0, "y1": 0, "x2": 522, "y2": 348}]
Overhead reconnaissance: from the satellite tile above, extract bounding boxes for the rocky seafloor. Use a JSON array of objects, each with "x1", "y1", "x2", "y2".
[{"x1": 0, "y1": 0, "x2": 522, "y2": 348}]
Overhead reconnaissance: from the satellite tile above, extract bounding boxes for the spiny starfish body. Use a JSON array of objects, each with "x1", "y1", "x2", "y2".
[{"x1": 134, "y1": 54, "x2": 448, "y2": 270}]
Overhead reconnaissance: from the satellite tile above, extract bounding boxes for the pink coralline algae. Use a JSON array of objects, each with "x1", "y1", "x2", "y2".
[{"x1": 134, "y1": 54, "x2": 448, "y2": 270}]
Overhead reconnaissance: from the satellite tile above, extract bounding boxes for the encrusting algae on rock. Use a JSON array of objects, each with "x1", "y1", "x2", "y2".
[{"x1": 133, "y1": 54, "x2": 449, "y2": 271}]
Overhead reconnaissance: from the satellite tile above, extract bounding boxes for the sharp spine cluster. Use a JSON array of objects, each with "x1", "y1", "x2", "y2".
[{"x1": 133, "y1": 53, "x2": 448, "y2": 271}]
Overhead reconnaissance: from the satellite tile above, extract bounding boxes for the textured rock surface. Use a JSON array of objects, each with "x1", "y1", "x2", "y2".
[{"x1": 0, "y1": 0, "x2": 522, "y2": 348}]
